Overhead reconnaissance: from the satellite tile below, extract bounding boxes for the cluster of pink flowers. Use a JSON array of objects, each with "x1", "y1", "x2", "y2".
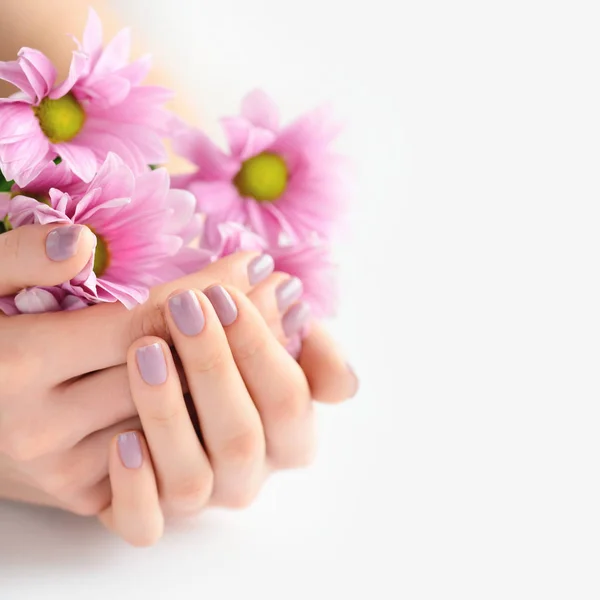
[{"x1": 0, "y1": 10, "x2": 346, "y2": 320}]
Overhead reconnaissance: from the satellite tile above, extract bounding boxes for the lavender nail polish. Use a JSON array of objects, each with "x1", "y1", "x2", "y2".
[
  {"x1": 248, "y1": 254, "x2": 274, "y2": 285},
  {"x1": 276, "y1": 277, "x2": 304, "y2": 312},
  {"x1": 205, "y1": 285, "x2": 238, "y2": 326},
  {"x1": 46, "y1": 225, "x2": 83, "y2": 261},
  {"x1": 282, "y1": 302, "x2": 311, "y2": 337},
  {"x1": 136, "y1": 343, "x2": 167, "y2": 386},
  {"x1": 169, "y1": 290, "x2": 205, "y2": 336},
  {"x1": 117, "y1": 432, "x2": 143, "y2": 469}
]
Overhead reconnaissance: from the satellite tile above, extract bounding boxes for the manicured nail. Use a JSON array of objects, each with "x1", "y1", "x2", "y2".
[
  {"x1": 136, "y1": 343, "x2": 167, "y2": 386},
  {"x1": 168, "y1": 290, "x2": 205, "y2": 336},
  {"x1": 347, "y1": 363, "x2": 360, "y2": 398},
  {"x1": 276, "y1": 277, "x2": 303, "y2": 312},
  {"x1": 282, "y1": 302, "x2": 311, "y2": 337},
  {"x1": 205, "y1": 285, "x2": 238, "y2": 326},
  {"x1": 46, "y1": 225, "x2": 84, "y2": 261},
  {"x1": 117, "y1": 432, "x2": 143, "y2": 470},
  {"x1": 248, "y1": 254, "x2": 274, "y2": 285}
]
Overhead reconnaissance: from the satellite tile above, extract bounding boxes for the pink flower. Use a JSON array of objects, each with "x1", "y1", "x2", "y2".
[
  {"x1": 172, "y1": 90, "x2": 347, "y2": 249},
  {"x1": 0, "y1": 8, "x2": 171, "y2": 186},
  {"x1": 0, "y1": 296, "x2": 17, "y2": 316},
  {"x1": 6, "y1": 153, "x2": 201, "y2": 309},
  {"x1": 14, "y1": 287, "x2": 86, "y2": 314},
  {"x1": 213, "y1": 222, "x2": 338, "y2": 318}
]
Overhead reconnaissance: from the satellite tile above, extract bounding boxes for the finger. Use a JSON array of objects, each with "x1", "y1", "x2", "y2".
[
  {"x1": 214, "y1": 285, "x2": 315, "y2": 469},
  {"x1": 167, "y1": 288, "x2": 265, "y2": 507},
  {"x1": 0, "y1": 224, "x2": 96, "y2": 296},
  {"x1": 18, "y1": 416, "x2": 142, "y2": 514},
  {"x1": 35, "y1": 251, "x2": 274, "y2": 382},
  {"x1": 299, "y1": 322, "x2": 359, "y2": 403},
  {"x1": 247, "y1": 272, "x2": 304, "y2": 343},
  {"x1": 127, "y1": 337, "x2": 214, "y2": 516},
  {"x1": 99, "y1": 431, "x2": 164, "y2": 547},
  {"x1": 43, "y1": 366, "x2": 138, "y2": 453}
]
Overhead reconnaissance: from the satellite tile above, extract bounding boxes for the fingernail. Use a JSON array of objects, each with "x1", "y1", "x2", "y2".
[
  {"x1": 136, "y1": 343, "x2": 167, "y2": 386},
  {"x1": 347, "y1": 363, "x2": 360, "y2": 398},
  {"x1": 168, "y1": 290, "x2": 205, "y2": 336},
  {"x1": 117, "y1": 432, "x2": 143, "y2": 470},
  {"x1": 248, "y1": 254, "x2": 274, "y2": 285},
  {"x1": 46, "y1": 225, "x2": 84, "y2": 261},
  {"x1": 282, "y1": 302, "x2": 311, "y2": 337},
  {"x1": 205, "y1": 285, "x2": 238, "y2": 326},
  {"x1": 276, "y1": 277, "x2": 304, "y2": 312}
]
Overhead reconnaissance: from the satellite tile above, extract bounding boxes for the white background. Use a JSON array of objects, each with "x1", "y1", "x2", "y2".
[{"x1": 2, "y1": 0, "x2": 600, "y2": 598}]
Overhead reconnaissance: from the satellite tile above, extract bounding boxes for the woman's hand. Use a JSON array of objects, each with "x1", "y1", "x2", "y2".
[
  {"x1": 100, "y1": 284, "x2": 355, "y2": 546},
  {"x1": 0, "y1": 224, "x2": 357, "y2": 520},
  {"x1": 0, "y1": 224, "x2": 290, "y2": 514}
]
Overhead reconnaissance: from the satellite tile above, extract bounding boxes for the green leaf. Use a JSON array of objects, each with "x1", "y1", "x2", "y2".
[
  {"x1": 0, "y1": 170, "x2": 14, "y2": 193},
  {"x1": 53, "y1": 156, "x2": 63, "y2": 165}
]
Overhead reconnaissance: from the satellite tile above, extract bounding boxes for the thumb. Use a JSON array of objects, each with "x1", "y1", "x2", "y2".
[{"x1": 0, "y1": 224, "x2": 97, "y2": 296}]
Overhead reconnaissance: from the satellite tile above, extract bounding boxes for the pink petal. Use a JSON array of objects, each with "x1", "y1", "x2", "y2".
[
  {"x1": 17, "y1": 48, "x2": 56, "y2": 101},
  {"x1": 164, "y1": 188, "x2": 197, "y2": 235},
  {"x1": 93, "y1": 27, "x2": 131, "y2": 76},
  {"x1": 53, "y1": 142, "x2": 98, "y2": 182},
  {"x1": 116, "y1": 54, "x2": 152, "y2": 86},
  {"x1": 61, "y1": 295, "x2": 89, "y2": 311},
  {"x1": 172, "y1": 127, "x2": 238, "y2": 180},
  {"x1": 82, "y1": 7, "x2": 104, "y2": 65},
  {"x1": 221, "y1": 116, "x2": 276, "y2": 160},
  {"x1": 15, "y1": 288, "x2": 62, "y2": 313},
  {"x1": 50, "y1": 50, "x2": 88, "y2": 99},
  {"x1": 245, "y1": 200, "x2": 299, "y2": 246},
  {"x1": 0, "y1": 60, "x2": 35, "y2": 100},
  {"x1": 241, "y1": 89, "x2": 280, "y2": 131},
  {"x1": 0, "y1": 296, "x2": 18, "y2": 316}
]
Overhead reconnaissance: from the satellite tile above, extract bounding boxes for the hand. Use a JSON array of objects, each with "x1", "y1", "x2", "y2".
[
  {"x1": 0, "y1": 224, "x2": 300, "y2": 514},
  {"x1": 0, "y1": 224, "x2": 357, "y2": 518},
  {"x1": 100, "y1": 284, "x2": 356, "y2": 546}
]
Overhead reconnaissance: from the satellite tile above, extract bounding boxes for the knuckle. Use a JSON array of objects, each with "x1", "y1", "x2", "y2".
[
  {"x1": 219, "y1": 429, "x2": 264, "y2": 466},
  {"x1": 189, "y1": 344, "x2": 229, "y2": 374},
  {"x1": 232, "y1": 331, "x2": 269, "y2": 363},
  {"x1": 269, "y1": 386, "x2": 310, "y2": 425},
  {"x1": 131, "y1": 300, "x2": 169, "y2": 345},
  {"x1": 146, "y1": 405, "x2": 181, "y2": 428},
  {"x1": 164, "y1": 473, "x2": 213, "y2": 514}
]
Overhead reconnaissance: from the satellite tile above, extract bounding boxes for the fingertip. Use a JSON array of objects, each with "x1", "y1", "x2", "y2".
[{"x1": 78, "y1": 224, "x2": 97, "y2": 256}]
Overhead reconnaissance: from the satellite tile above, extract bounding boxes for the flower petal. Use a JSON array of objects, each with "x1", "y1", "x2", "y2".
[
  {"x1": 241, "y1": 89, "x2": 280, "y2": 131},
  {"x1": 15, "y1": 287, "x2": 62, "y2": 313},
  {"x1": 17, "y1": 48, "x2": 57, "y2": 101},
  {"x1": 53, "y1": 141, "x2": 98, "y2": 182},
  {"x1": 0, "y1": 60, "x2": 35, "y2": 100},
  {"x1": 172, "y1": 127, "x2": 238, "y2": 180},
  {"x1": 50, "y1": 50, "x2": 88, "y2": 99}
]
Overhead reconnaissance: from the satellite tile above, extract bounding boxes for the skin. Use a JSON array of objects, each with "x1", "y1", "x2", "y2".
[{"x1": 0, "y1": 2, "x2": 358, "y2": 545}]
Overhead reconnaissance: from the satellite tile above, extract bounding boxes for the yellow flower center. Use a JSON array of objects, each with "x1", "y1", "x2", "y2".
[
  {"x1": 234, "y1": 152, "x2": 288, "y2": 202},
  {"x1": 91, "y1": 231, "x2": 110, "y2": 277},
  {"x1": 34, "y1": 93, "x2": 86, "y2": 143}
]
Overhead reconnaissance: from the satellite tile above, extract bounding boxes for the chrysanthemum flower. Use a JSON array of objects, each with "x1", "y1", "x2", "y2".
[
  {"x1": 212, "y1": 222, "x2": 338, "y2": 318},
  {"x1": 0, "y1": 8, "x2": 171, "y2": 186},
  {"x1": 172, "y1": 90, "x2": 347, "y2": 248},
  {"x1": 6, "y1": 153, "x2": 200, "y2": 309}
]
